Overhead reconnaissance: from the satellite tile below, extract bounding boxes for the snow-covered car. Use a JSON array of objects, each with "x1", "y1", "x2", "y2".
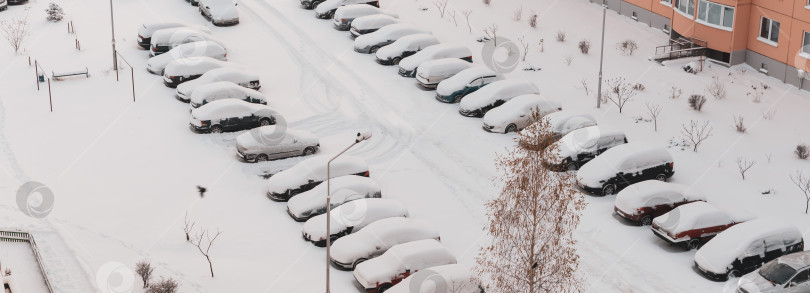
[
  {"x1": 235, "y1": 126, "x2": 319, "y2": 163},
  {"x1": 374, "y1": 33, "x2": 439, "y2": 65},
  {"x1": 301, "y1": 198, "x2": 408, "y2": 247},
  {"x1": 435, "y1": 66, "x2": 504, "y2": 103},
  {"x1": 146, "y1": 41, "x2": 227, "y2": 75},
  {"x1": 353, "y1": 239, "x2": 456, "y2": 293},
  {"x1": 287, "y1": 175, "x2": 381, "y2": 222},
  {"x1": 0, "y1": 0, "x2": 7, "y2": 11},
  {"x1": 350, "y1": 14, "x2": 398, "y2": 38},
  {"x1": 545, "y1": 125, "x2": 625, "y2": 170},
  {"x1": 386, "y1": 264, "x2": 484, "y2": 293},
  {"x1": 330, "y1": 217, "x2": 440, "y2": 270},
  {"x1": 613, "y1": 180, "x2": 706, "y2": 226},
  {"x1": 333, "y1": 4, "x2": 388, "y2": 31},
  {"x1": 458, "y1": 80, "x2": 540, "y2": 117},
  {"x1": 266, "y1": 154, "x2": 369, "y2": 201},
  {"x1": 397, "y1": 44, "x2": 472, "y2": 78},
  {"x1": 576, "y1": 142, "x2": 674, "y2": 195},
  {"x1": 190, "y1": 81, "x2": 267, "y2": 109},
  {"x1": 149, "y1": 27, "x2": 220, "y2": 56},
  {"x1": 187, "y1": 0, "x2": 200, "y2": 6},
  {"x1": 137, "y1": 23, "x2": 209, "y2": 49},
  {"x1": 482, "y1": 94, "x2": 561, "y2": 134},
  {"x1": 415, "y1": 58, "x2": 474, "y2": 89},
  {"x1": 176, "y1": 68, "x2": 260, "y2": 102},
  {"x1": 354, "y1": 24, "x2": 429, "y2": 54},
  {"x1": 199, "y1": 0, "x2": 239, "y2": 26},
  {"x1": 162, "y1": 57, "x2": 233, "y2": 88},
  {"x1": 523, "y1": 111, "x2": 598, "y2": 144},
  {"x1": 652, "y1": 202, "x2": 753, "y2": 250},
  {"x1": 737, "y1": 251, "x2": 810, "y2": 293},
  {"x1": 695, "y1": 219, "x2": 804, "y2": 281},
  {"x1": 189, "y1": 99, "x2": 278, "y2": 133},
  {"x1": 314, "y1": 0, "x2": 379, "y2": 19}
]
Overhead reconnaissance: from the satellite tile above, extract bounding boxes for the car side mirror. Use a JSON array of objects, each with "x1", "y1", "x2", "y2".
[
  {"x1": 519, "y1": 114, "x2": 526, "y2": 117},
  {"x1": 790, "y1": 282, "x2": 798, "y2": 287},
  {"x1": 206, "y1": 6, "x2": 210, "y2": 9}
]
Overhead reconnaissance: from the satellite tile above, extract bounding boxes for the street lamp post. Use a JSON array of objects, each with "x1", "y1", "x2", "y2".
[
  {"x1": 109, "y1": 0, "x2": 118, "y2": 75},
  {"x1": 596, "y1": 4, "x2": 607, "y2": 108},
  {"x1": 326, "y1": 131, "x2": 372, "y2": 293}
]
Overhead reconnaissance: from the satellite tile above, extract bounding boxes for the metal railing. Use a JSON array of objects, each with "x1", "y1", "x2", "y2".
[
  {"x1": 0, "y1": 230, "x2": 55, "y2": 293},
  {"x1": 654, "y1": 37, "x2": 708, "y2": 62}
]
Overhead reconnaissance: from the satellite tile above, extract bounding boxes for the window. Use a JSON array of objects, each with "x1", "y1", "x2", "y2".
[
  {"x1": 675, "y1": 0, "x2": 695, "y2": 16},
  {"x1": 790, "y1": 269, "x2": 810, "y2": 286},
  {"x1": 803, "y1": 31, "x2": 810, "y2": 55},
  {"x1": 760, "y1": 17, "x2": 780, "y2": 44},
  {"x1": 632, "y1": 11, "x2": 638, "y2": 20},
  {"x1": 761, "y1": 63, "x2": 768, "y2": 73},
  {"x1": 697, "y1": 1, "x2": 734, "y2": 29},
  {"x1": 661, "y1": 0, "x2": 672, "y2": 6}
]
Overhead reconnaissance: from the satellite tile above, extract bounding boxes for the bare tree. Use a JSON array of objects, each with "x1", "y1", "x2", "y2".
[
  {"x1": 681, "y1": 120, "x2": 713, "y2": 152},
  {"x1": 580, "y1": 78, "x2": 590, "y2": 96},
  {"x1": 669, "y1": 86, "x2": 683, "y2": 99},
  {"x1": 602, "y1": 77, "x2": 638, "y2": 114},
  {"x1": 433, "y1": 0, "x2": 449, "y2": 18},
  {"x1": 733, "y1": 115, "x2": 746, "y2": 133},
  {"x1": 183, "y1": 212, "x2": 195, "y2": 242},
  {"x1": 0, "y1": 8, "x2": 31, "y2": 54},
  {"x1": 707, "y1": 76, "x2": 727, "y2": 100},
  {"x1": 736, "y1": 156, "x2": 755, "y2": 180},
  {"x1": 512, "y1": 6, "x2": 523, "y2": 21},
  {"x1": 476, "y1": 111, "x2": 585, "y2": 293},
  {"x1": 790, "y1": 170, "x2": 810, "y2": 214},
  {"x1": 192, "y1": 228, "x2": 222, "y2": 278},
  {"x1": 147, "y1": 277, "x2": 179, "y2": 293},
  {"x1": 135, "y1": 260, "x2": 155, "y2": 288},
  {"x1": 483, "y1": 24, "x2": 498, "y2": 46},
  {"x1": 448, "y1": 10, "x2": 458, "y2": 27},
  {"x1": 518, "y1": 36, "x2": 529, "y2": 61},
  {"x1": 462, "y1": 10, "x2": 473, "y2": 33},
  {"x1": 645, "y1": 101, "x2": 662, "y2": 131}
]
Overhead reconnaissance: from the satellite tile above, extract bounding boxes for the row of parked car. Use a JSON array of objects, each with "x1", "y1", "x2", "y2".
[{"x1": 182, "y1": 0, "x2": 239, "y2": 26}]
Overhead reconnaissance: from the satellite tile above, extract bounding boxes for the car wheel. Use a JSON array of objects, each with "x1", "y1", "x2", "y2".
[
  {"x1": 378, "y1": 284, "x2": 393, "y2": 293},
  {"x1": 727, "y1": 270, "x2": 740, "y2": 280},
  {"x1": 303, "y1": 147, "x2": 316, "y2": 156},
  {"x1": 312, "y1": 1, "x2": 322, "y2": 8},
  {"x1": 601, "y1": 184, "x2": 615, "y2": 196},
  {"x1": 256, "y1": 154, "x2": 268, "y2": 162},
  {"x1": 655, "y1": 174, "x2": 667, "y2": 181},
  {"x1": 210, "y1": 125, "x2": 223, "y2": 133},
  {"x1": 566, "y1": 160, "x2": 578, "y2": 171},
  {"x1": 392, "y1": 57, "x2": 402, "y2": 65},
  {"x1": 473, "y1": 110, "x2": 482, "y2": 117},
  {"x1": 370, "y1": 45, "x2": 380, "y2": 53},
  {"x1": 352, "y1": 258, "x2": 367, "y2": 270},
  {"x1": 453, "y1": 94, "x2": 463, "y2": 103},
  {"x1": 177, "y1": 76, "x2": 185, "y2": 83},
  {"x1": 687, "y1": 239, "x2": 701, "y2": 251},
  {"x1": 640, "y1": 215, "x2": 652, "y2": 226},
  {"x1": 259, "y1": 118, "x2": 272, "y2": 126},
  {"x1": 505, "y1": 124, "x2": 517, "y2": 133}
]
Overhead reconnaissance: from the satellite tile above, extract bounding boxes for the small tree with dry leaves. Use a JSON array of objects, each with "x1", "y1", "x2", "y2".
[
  {"x1": 790, "y1": 170, "x2": 810, "y2": 214},
  {"x1": 192, "y1": 228, "x2": 222, "y2": 278},
  {"x1": 736, "y1": 156, "x2": 755, "y2": 180},
  {"x1": 147, "y1": 277, "x2": 179, "y2": 293},
  {"x1": 602, "y1": 77, "x2": 637, "y2": 114},
  {"x1": 135, "y1": 260, "x2": 154, "y2": 288},
  {"x1": 681, "y1": 120, "x2": 713, "y2": 152},
  {"x1": 0, "y1": 8, "x2": 31, "y2": 54},
  {"x1": 645, "y1": 101, "x2": 662, "y2": 131},
  {"x1": 476, "y1": 110, "x2": 585, "y2": 293}
]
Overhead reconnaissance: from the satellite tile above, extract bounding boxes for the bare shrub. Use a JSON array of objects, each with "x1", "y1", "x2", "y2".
[
  {"x1": 433, "y1": 0, "x2": 449, "y2": 18},
  {"x1": 645, "y1": 101, "x2": 662, "y2": 131},
  {"x1": 183, "y1": 212, "x2": 195, "y2": 242},
  {"x1": 688, "y1": 94, "x2": 706, "y2": 111},
  {"x1": 632, "y1": 83, "x2": 645, "y2": 91},
  {"x1": 563, "y1": 55, "x2": 573, "y2": 66},
  {"x1": 192, "y1": 228, "x2": 222, "y2": 278},
  {"x1": 681, "y1": 120, "x2": 713, "y2": 152},
  {"x1": 448, "y1": 10, "x2": 458, "y2": 26},
  {"x1": 578, "y1": 39, "x2": 590, "y2": 54},
  {"x1": 518, "y1": 36, "x2": 529, "y2": 61},
  {"x1": 462, "y1": 10, "x2": 473, "y2": 33},
  {"x1": 765, "y1": 153, "x2": 773, "y2": 163},
  {"x1": 602, "y1": 77, "x2": 638, "y2": 114},
  {"x1": 0, "y1": 8, "x2": 31, "y2": 54},
  {"x1": 483, "y1": 0, "x2": 491, "y2": 5},
  {"x1": 733, "y1": 115, "x2": 746, "y2": 133},
  {"x1": 580, "y1": 78, "x2": 590, "y2": 96},
  {"x1": 797, "y1": 144, "x2": 810, "y2": 160},
  {"x1": 736, "y1": 156, "x2": 755, "y2": 180},
  {"x1": 748, "y1": 85, "x2": 764, "y2": 103},
  {"x1": 136, "y1": 260, "x2": 155, "y2": 288},
  {"x1": 669, "y1": 87, "x2": 683, "y2": 99},
  {"x1": 147, "y1": 277, "x2": 179, "y2": 293},
  {"x1": 555, "y1": 30, "x2": 566, "y2": 42},
  {"x1": 707, "y1": 76, "x2": 727, "y2": 100},
  {"x1": 790, "y1": 170, "x2": 810, "y2": 214},
  {"x1": 616, "y1": 39, "x2": 638, "y2": 55},
  {"x1": 512, "y1": 6, "x2": 523, "y2": 21},
  {"x1": 483, "y1": 24, "x2": 498, "y2": 46},
  {"x1": 762, "y1": 108, "x2": 776, "y2": 120},
  {"x1": 528, "y1": 12, "x2": 538, "y2": 28}
]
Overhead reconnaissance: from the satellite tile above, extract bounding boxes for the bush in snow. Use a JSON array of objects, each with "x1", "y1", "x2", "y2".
[
  {"x1": 45, "y1": 3, "x2": 65, "y2": 22},
  {"x1": 563, "y1": 55, "x2": 573, "y2": 66},
  {"x1": 4, "y1": 268, "x2": 11, "y2": 276},
  {"x1": 789, "y1": 170, "x2": 810, "y2": 214},
  {"x1": 706, "y1": 76, "x2": 726, "y2": 100},
  {"x1": 580, "y1": 78, "x2": 590, "y2": 96},
  {"x1": 797, "y1": 144, "x2": 810, "y2": 160},
  {"x1": 681, "y1": 120, "x2": 713, "y2": 152},
  {"x1": 762, "y1": 108, "x2": 776, "y2": 120},
  {"x1": 602, "y1": 77, "x2": 637, "y2": 114},
  {"x1": 616, "y1": 39, "x2": 638, "y2": 55},
  {"x1": 669, "y1": 86, "x2": 683, "y2": 99},
  {"x1": 512, "y1": 6, "x2": 523, "y2": 21},
  {"x1": 483, "y1": 0, "x2": 491, "y2": 5},
  {"x1": 688, "y1": 94, "x2": 706, "y2": 111},
  {"x1": 483, "y1": 24, "x2": 498, "y2": 45},
  {"x1": 555, "y1": 30, "x2": 566, "y2": 42},
  {"x1": 748, "y1": 85, "x2": 764, "y2": 103},
  {"x1": 136, "y1": 260, "x2": 154, "y2": 288},
  {"x1": 682, "y1": 62, "x2": 698, "y2": 74},
  {"x1": 736, "y1": 156, "x2": 755, "y2": 180},
  {"x1": 578, "y1": 39, "x2": 590, "y2": 54},
  {"x1": 632, "y1": 83, "x2": 645, "y2": 91},
  {"x1": 528, "y1": 13, "x2": 538, "y2": 28},
  {"x1": 0, "y1": 9, "x2": 30, "y2": 54},
  {"x1": 147, "y1": 277, "x2": 179, "y2": 293},
  {"x1": 462, "y1": 10, "x2": 473, "y2": 33},
  {"x1": 432, "y1": 0, "x2": 449, "y2": 18},
  {"x1": 733, "y1": 115, "x2": 746, "y2": 133}
]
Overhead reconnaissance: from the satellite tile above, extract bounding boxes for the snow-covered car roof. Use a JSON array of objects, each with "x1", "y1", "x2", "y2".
[
  {"x1": 552, "y1": 125, "x2": 623, "y2": 159},
  {"x1": 399, "y1": 44, "x2": 472, "y2": 71},
  {"x1": 459, "y1": 79, "x2": 540, "y2": 111},
  {"x1": 386, "y1": 264, "x2": 480, "y2": 293},
  {"x1": 163, "y1": 57, "x2": 232, "y2": 77},
  {"x1": 695, "y1": 219, "x2": 803, "y2": 275},
  {"x1": 146, "y1": 41, "x2": 227, "y2": 72},
  {"x1": 330, "y1": 217, "x2": 439, "y2": 266},
  {"x1": 139, "y1": 22, "x2": 211, "y2": 37},
  {"x1": 613, "y1": 180, "x2": 705, "y2": 213},
  {"x1": 482, "y1": 94, "x2": 561, "y2": 127},
  {"x1": 355, "y1": 24, "x2": 428, "y2": 48},
  {"x1": 191, "y1": 99, "x2": 276, "y2": 121},
  {"x1": 335, "y1": 4, "x2": 380, "y2": 19},
  {"x1": 266, "y1": 155, "x2": 369, "y2": 194},
  {"x1": 543, "y1": 111, "x2": 598, "y2": 135},
  {"x1": 416, "y1": 58, "x2": 473, "y2": 79},
  {"x1": 287, "y1": 175, "x2": 381, "y2": 219},
  {"x1": 302, "y1": 198, "x2": 409, "y2": 242},
  {"x1": 576, "y1": 142, "x2": 672, "y2": 187},
  {"x1": 200, "y1": 0, "x2": 239, "y2": 20},
  {"x1": 236, "y1": 126, "x2": 317, "y2": 150},
  {"x1": 353, "y1": 239, "x2": 456, "y2": 288},
  {"x1": 652, "y1": 202, "x2": 735, "y2": 235},
  {"x1": 772, "y1": 251, "x2": 810, "y2": 270},
  {"x1": 176, "y1": 67, "x2": 258, "y2": 96},
  {"x1": 375, "y1": 33, "x2": 438, "y2": 60},
  {"x1": 190, "y1": 81, "x2": 266, "y2": 105},
  {"x1": 436, "y1": 66, "x2": 502, "y2": 96},
  {"x1": 150, "y1": 27, "x2": 220, "y2": 47},
  {"x1": 351, "y1": 14, "x2": 398, "y2": 30}
]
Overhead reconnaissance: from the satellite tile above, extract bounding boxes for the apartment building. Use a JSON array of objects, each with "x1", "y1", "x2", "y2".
[{"x1": 591, "y1": 0, "x2": 810, "y2": 89}]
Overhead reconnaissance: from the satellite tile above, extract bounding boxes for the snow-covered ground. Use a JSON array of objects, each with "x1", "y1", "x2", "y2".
[
  {"x1": 0, "y1": 240, "x2": 50, "y2": 293},
  {"x1": 1, "y1": 0, "x2": 810, "y2": 292}
]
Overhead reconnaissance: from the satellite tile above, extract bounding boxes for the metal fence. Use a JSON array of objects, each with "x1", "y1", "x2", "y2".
[{"x1": 0, "y1": 230, "x2": 55, "y2": 293}]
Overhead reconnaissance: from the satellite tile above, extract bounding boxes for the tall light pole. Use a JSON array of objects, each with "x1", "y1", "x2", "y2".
[
  {"x1": 326, "y1": 131, "x2": 372, "y2": 293},
  {"x1": 110, "y1": 0, "x2": 118, "y2": 75},
  {"x1": 596, "y1": 4, "x2": 607, "y2": 108}
]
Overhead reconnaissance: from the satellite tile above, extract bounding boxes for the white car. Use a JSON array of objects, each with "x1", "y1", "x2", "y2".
[
  {"x1": 459, "y1": 80, "x2": 540, "y2": 117},
  {"x1": 354, "y1": 24, "x2": 429, "y2": 54},
  {"x1": 199, "y1": 0, "x2": 239, "y2": 26},
  {"x1": 137, "y1": 22, "x2": 210, "y2": 49},
  {"x1": 330, "y1": 217, "x2": 440, "y2": 270},
  {"x1": 613, "y1": 180, "x2": 706, "y2": 226},
  {"x1": 575, "y1": 142, "x2": 674, "y2": 195},
  {"x1": 520, "y1": 111, "x2": 598, "y2": 146},
  {"x1": 353, "y1": 239, "x2": 456, "y2": 293},
  {"x1": 547, "y1": 125, "x2": 626, "y2": 170},
  {"x1": 189, "y1": 99, "x2": 278, "y2": 134},
  {"x1": 435, "y1": 66, "x2": 504, "y2": 103},
  {"x1": 287, "y1": 175, "x2": 381, "y2": 222},
  {"x1": 314, "y1": 0, "x2": 379, "y2": 19},
  {"x1": 482, "y1": 94, "x2": 561, "y2": 134},
  {"x1": 149, "y1": 27, "x2": 221, "y2": 56},
  {"x1": 350, "y1": 14, "x2": 398, "y2": 38},
  {"x1": 375, "y1": 33, "x2": 439, "y2": 66},
  {"x1": 236, "y1": 126, "x2": 320, "y2": 163},
  {"x1": 162, "y1": 57, "x2": 234, "y2": 88},
  {"x1": 737, "y1": 251, "x2": 810, "y2": 293},
  {"x1": 301, "y1": 198, "x2": 408, "y2": 247},
  {"x1": 190, "y1": 82, "x2": 267, "y2": 109},
  {"x1": 266, "y1": 154, "x2": 370, "y2": 201},
  {"x1": 176, "y1": 68, "x2": 261, "y2": 102},
  {"x1": 415, "y1": 58, "x2": 474, "y2": 89},
  {"x1": 146, "y1": 41, "x2": 227, "y2": 75},
  {"x1": 398, "y1": 44, "x2": 472, "y2": 78},
  {"x1": 386, "y1": 264, "x2": 483, "y2": 293},
  {"x1": 333, "y1": 4, "x2": 390, "y2": 30}
]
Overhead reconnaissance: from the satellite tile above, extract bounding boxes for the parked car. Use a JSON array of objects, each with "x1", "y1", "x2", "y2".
[
  {"x1": 520, "y1": 111, "x2": 598, "y2": 150},
  {"x1": 737, "y1": 251, "x2": 810, "y2": 293},
  {"x1": 435, "y1": 67, "x2": 504, "y2": 103},
  {"x1": 386, "y1": 264, "x2": 484, "y2": 293},
  {"x1": 137, "y1": 23, "x2": 209, "y2": 49},
  {"x1": 176, "y1": 68, "x2": 260, "y2": 102},
  {"x1": 576, "y1": 142, "x2": 674, "y2": 195},
  {"x1": 374, "y1": 33, "x2": 439, "y2": 65},
  {"x1": 397, "y1": 44, "x2": 472, "y2": 78},
  {"x1": 149, "y1": 27, "x2": 220, "y2": 56},
  {"x1": 314, "y1": 0, "x2": 379, "y2": 19},
  {"x1": 350, "y1": 14, "x2": 398, "y2": 38},
  {"x1": 199, "y1": 0, "x2": 239, "y2": 26},
  {"x1": 333, "y1": 4, "x2": 387, "y2": 31},
  {"x1": 353, "y1": 239, "x2": 457, "y2": 293},
  {"x1": 7, "y1": 0, "x2": 27, "y2": 4},
  {"x1": 236, "y1": 126, "x2": 319, "y2": 163},
  {"x1": 187, "y1": 0, "x2": 200, "y2": 6},
  {"x1": 190, "y1": 81, "x2": 266, "y2": 109},
  {"x1": 354, "y1": 24, "x2": 428, "y2": 54},
  {"x1": 162, "y1": 57, "x2": 233, "y2": 88},
  {"x1": 695, "y1": 219, "x2": 804, "y2": 281},
  {"x1": 287, "y1": 175, "x2": 381, "y2": 222},
  {"x1": 330, "y1": 217, "x2": 440, "y2": 270},
  {"x1": 146, "y1": 41, "x2": 227, "y2": 75},
  {"x1": 0, "y1": 0, "x2": 6, "y2": 11},
  {"x1": 302, "y1": 198, "x2": 408, "y2": 247},
  {"x1": 652, "y1": 202, "x2": 753, "y2": 250},
  {"x1": 415, "y1": 58, "x2": 473, "y2": 89},
  {"x1": 545, "y1": 125, "x2": 625, "y2": 170},
  {"x1": 266, "y1": 154, "x2": 369, "y2": 201},
  {"x1": 482, "y1": 94, "x2": 561, "y2": 134},
  {"x1": 458, "y1": 80, "x2": 539, "y2": 117},
  {"x1": 613, "y1": 180, "x2": 706, "y2": 226},
  {"x1": 189, "y1": 99, "x2": 277, "y2": 134}
]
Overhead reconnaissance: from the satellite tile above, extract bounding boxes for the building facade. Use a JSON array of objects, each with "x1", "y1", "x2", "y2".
[{"x1": 591, "y1": 0, "x2": 810, "y2": 90}]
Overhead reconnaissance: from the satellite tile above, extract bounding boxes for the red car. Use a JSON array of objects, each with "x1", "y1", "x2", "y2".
[
  {"x1": 613, "y1": 180, "x2": 706, "y2": 226},
  {"x1": 651, "y1": 202, "x2": 753, "y2": 250}
]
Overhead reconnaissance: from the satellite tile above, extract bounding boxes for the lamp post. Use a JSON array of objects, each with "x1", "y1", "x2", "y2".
[
  {"x1": 109, "y1": 0, "x2": 118, "y2": 75},
  {"x1": 326, "y1": 131, "x2": 372, "y2": 293},
  {"x1": 596, "y1": 4, "x2": 607, "y2": 108}
]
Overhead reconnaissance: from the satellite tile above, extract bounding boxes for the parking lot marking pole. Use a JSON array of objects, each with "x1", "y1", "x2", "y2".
[{"x1": 34, "y1": 60, "x2": 39, "y2": 91}]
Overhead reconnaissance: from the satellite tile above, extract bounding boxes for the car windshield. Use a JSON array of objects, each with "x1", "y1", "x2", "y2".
[{"x1": 759, "y1": 261, "x2": 797, "y2": 285}]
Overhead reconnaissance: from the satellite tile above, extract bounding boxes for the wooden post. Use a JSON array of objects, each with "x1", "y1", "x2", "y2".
[
  {"x1": 131, "y1": 68, "x2": 135, "y2": 102},
  {"x1": 47, "y1": 78, "x2": 53, "y2": 112},
  {"x1": 35, "y1": 60, "x2": 39, "y2": 91}
]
